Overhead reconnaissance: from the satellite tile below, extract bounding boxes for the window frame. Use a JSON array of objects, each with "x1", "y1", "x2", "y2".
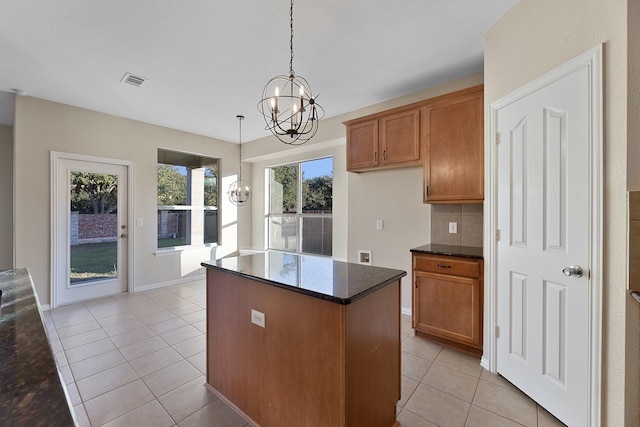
[{"x1": 156, "y1": 149, "x2": 220, "y2": 251}]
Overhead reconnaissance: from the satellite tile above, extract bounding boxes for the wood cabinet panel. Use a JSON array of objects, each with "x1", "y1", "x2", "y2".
[
  {"x1": 423, "y1": 87, "x2": 484, "y2": 203},
  {"x1": 414, "y1": 272, "x2": 480, "y2": 346},
  {"x1": 380, "y1": 109, "x2": 420, "y2": 166},
  {"x1": 412, "y1": 253, "x2": 483, "y2": 355},
  {"x1": 413, "y1": 254, "x2": 480, "y2": 278},
  {"x1": 346, "y1": 119, "x2": 379, "y2": 170}
]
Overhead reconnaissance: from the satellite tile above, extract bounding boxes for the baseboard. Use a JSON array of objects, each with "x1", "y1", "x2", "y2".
[
  {"x1": 134, "y1": 274, "x2": 206, "y2": 293},
  {"x1": 480, "y1": 356, "x2": 490, "y2": 371}
]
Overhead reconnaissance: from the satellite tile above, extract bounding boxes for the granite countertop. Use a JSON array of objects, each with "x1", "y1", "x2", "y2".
[
  {"x1": 410, "y1": 244, "x2": 484, "y2": 259},
  {"x1": 0, "y1": 268, "x2": 75, "y2": 426},
  {"x1": 202, "y1": 252, "x2": 406, "y2": 305}
]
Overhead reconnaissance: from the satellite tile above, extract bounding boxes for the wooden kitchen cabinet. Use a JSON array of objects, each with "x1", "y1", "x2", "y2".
[
  {"x1": 422, "y1": 86, "x2": 484, "y2": 203},
  {"x1": 345, "y1": 108, "x2": 420, "y2": 172},
  {"x1": 412, "y1": 252, "x2": 483, "y2": 355}
]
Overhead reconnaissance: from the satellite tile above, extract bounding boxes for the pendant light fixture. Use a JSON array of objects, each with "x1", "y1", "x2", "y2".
[
  {"x1": 227, "y1": 115, "x2": 251, "y2": 206},
  {"x1": 257, "y1": 0, "x2": 324, "y2": 145}
]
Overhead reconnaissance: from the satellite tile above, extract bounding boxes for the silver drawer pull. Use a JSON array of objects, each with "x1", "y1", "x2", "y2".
[{"x1": 436, "y1": 263, "x2": 452, "y2": 269}]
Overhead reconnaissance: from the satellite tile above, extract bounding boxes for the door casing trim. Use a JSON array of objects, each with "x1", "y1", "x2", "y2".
[
  {"x1": 484, "y1": 44, "x2": 603, "y2": 426},
  {"x1": 50, "y1": 151, "x2": 135, "y2": 309}
]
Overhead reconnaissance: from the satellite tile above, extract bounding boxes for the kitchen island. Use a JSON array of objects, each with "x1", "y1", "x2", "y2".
[{"x1": 201, "y1": 252, "x2": 406, "y2": 427}]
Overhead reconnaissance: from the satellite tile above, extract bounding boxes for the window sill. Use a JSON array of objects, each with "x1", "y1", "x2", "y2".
[{"x1": 154, "y1": 245, "x2": 217, "y2": 257}]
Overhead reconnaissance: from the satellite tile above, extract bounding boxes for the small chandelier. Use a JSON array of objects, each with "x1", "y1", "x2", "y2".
[
  {"x1": 257, "y1": 0, "x2": 324, "y2": 145},
  {"x1": 227, "y1": 115, "x2": 251, "y2": 206}
]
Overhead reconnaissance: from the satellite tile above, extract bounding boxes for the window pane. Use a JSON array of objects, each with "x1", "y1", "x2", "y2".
[
  {"x1": 69, "y1": 172, "x2": 118, "y2": 284},
  {"x1": 270, "y1": 164, "x2": 298, "y2": 214},
  {"x1": 269, "y1": 215, "x2": 298, "y2": 251},
  {"x1": 204, "y1": 210, "x2": 218, "y2": 244},
  {"x1": 157, "y1": 164, "x2": 187, "y2": 205},
  {"x1": 302, "y1": 158, "x2": 333, "y2": 214},
  {"x1": 302, "y1": 217, "x2": 332, "y2": 256},
  {"x1": 157, "y1": 209, "x2": 190, "y2": 247},
  {"x1": 204, "y1": 165, "x2": 218, "y2": 207}
]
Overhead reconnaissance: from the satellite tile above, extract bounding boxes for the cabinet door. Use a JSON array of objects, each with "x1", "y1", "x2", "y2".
[
  {"x1": 346, "y1": 119, "x2": 378, "y2": 171},
  {"x1": 413, "y1": 271, "x2": 481, "y2": 347},
  {"x1": 423, "y1": 89, "x2": 484, "y2": 203},
  {"x1": 380, "y1": 109, "x2": 420, "y2": 166}
]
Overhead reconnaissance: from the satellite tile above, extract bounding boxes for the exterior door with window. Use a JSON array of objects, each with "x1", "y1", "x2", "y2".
[{"x1": 53, "y1": 156, "x2": 129, "y2": 306}]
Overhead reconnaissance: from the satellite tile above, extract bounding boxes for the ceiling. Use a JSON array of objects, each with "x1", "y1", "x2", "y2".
[{"x1": 0, "y1": 0, "x2": 517, "y2": 143}]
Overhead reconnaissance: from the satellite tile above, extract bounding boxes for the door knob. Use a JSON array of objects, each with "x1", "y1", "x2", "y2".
[
  {"x1": 120, "y1": 233, "x2": 127, "y2": 238},
  {"x1": 562, "y1": 265, "x2": 582, "y2": 278}
]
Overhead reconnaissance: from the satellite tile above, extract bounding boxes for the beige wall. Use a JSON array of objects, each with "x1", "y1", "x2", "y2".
[
  {"x1": 0, "y1": 125, "x2": 13, "y2": 269},
  {"x1": 13, "y1": 96, "x2": 244, "y2": 305},
  {"x1": 626, "y1": 0, "x2": 640, "y2": 422},
  {"x1": 485, "y1": 0, "x2": 636, "y2": 424},
  {"x1": 245, "y1": 74, "x2": 484, "y2": 313}
]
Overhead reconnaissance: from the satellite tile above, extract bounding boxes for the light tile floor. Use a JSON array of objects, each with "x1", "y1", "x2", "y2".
[{"x1": 44, "y1": 279, "x2": 566, "y2": 427}]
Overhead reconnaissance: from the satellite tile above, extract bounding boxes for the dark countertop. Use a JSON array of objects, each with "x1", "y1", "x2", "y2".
[
  {"x1": 202, "y1": 252, "x2": 406, "y2": 305},
  {"x1": 410, "y1": 244, "x2": 484, "y2": 259},
  {"x1": 0, "y1": 269, "x2": 75, "y2": 427}
]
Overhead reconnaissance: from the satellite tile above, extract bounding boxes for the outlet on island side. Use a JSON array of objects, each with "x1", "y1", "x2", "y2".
[{"x1": 251, "y1": 309, "x2": 265, "y2": 328}]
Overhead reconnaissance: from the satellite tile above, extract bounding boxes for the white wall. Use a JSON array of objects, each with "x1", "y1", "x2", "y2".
[
  {"x1": 13, "y1": 96, "x2": 245, "y2": 305},
  {"x1": 0, "y1": 125, "x2": 13, "y2": 270},
  {"x1": 484, "y1": 0, "x2": 636, "y2": 424}
]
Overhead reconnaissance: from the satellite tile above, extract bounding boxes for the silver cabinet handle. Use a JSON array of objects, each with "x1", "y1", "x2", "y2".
[{"x1": 562, "y1": 265, "x2": 582, "y2": 278}]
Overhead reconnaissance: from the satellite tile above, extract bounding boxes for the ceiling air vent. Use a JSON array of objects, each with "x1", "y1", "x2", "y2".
[{"x1": 121, "y1": 72, "x2": 147, "y2": 87}]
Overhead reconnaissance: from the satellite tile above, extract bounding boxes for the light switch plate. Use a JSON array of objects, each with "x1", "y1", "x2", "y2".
[{"x1": 448, "y1": 222, "x2": 458, "y2": 234}]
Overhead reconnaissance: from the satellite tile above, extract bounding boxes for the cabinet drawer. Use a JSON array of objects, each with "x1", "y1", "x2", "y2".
[{"x1": 413, "y1": 255, "x2": 480, "y2": 278}]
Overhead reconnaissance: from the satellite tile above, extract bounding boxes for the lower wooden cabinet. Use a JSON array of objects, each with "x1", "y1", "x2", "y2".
[{"x1": 412, "y1": 253, "x2": 483, "y2": 355}]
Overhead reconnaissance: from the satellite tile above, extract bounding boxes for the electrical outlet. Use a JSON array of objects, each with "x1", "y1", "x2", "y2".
[
  {"x1": 251, "y1": 309, "x2": 265, "y2": 328},
  {"x1": 136, "y1": 218, "x2": 144, "y2": 227},
  {"x1": 376, "y1": 219, "x2": 384, "y2": 230},
  {"x1": 448, "y1": 222, "x2": 458, "y2": 234}
]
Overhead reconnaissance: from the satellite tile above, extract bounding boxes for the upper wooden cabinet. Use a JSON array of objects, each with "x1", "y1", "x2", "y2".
[
  {"x1": 345, "y1": 108, "x2": 421, "y2": 172},
  {"x1": 423, "y1": 86, "x2": 484, "y2": 203}
]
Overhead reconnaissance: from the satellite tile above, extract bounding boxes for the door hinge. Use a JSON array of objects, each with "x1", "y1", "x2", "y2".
[
  {"x1": 495, "y1": 132, "x2": 501, "y2": 144},
  {"x1": 425, "y1": 185, "x2": 430, "y2": 198},
  {"x1": 495, "y1": 325, "x2": 500, "y2": 338},
  {"x1": 495, "y1": 229, "x2": 501, "y2": 241},
  {"x1": 414, "y1": 277, "x2": 418, "y2": 288}
]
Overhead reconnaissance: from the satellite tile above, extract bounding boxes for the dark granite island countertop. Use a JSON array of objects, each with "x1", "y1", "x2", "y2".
[
  {"x1": 410, "y1": 243, "x2": 483, "y2": 259},
  {"x1": 0, "y1": 268, "x2": 75, "y2": 426},
  {"x1": 201, "y1": 251, "x2": 406, "y2": 304}
]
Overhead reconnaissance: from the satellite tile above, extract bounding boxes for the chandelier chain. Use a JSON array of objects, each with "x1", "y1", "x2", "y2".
[
  {"x1": 237, "y1": 115, "x2": 243, "y2": 179},
  {"x1": 289, "y1": 0, "x2": 294, "y2": 77}
]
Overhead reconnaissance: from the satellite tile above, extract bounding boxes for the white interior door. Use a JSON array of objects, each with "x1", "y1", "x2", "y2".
[
  {"x1": 54, "y1": 157, "x2": 129, "y2": 306},
  {"x1": 494, "y1": 52, "x2": 599, "y2": 426}
]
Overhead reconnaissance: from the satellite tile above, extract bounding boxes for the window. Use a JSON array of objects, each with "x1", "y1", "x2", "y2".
[
  {"x1": 267, "y1": 157, "x2": 332, "y2": 256},
  {"x1": 157, "y1": 149, "x2": 219, "y2": 249}
]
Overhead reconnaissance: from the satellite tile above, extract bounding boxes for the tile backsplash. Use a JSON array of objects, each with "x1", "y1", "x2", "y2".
[
  {"x1": 629, "y1": 191, "x2": 640, "y2": 292},
  {"x1": 430, "y1": 204, "x2": 483, "y2": 247}
]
